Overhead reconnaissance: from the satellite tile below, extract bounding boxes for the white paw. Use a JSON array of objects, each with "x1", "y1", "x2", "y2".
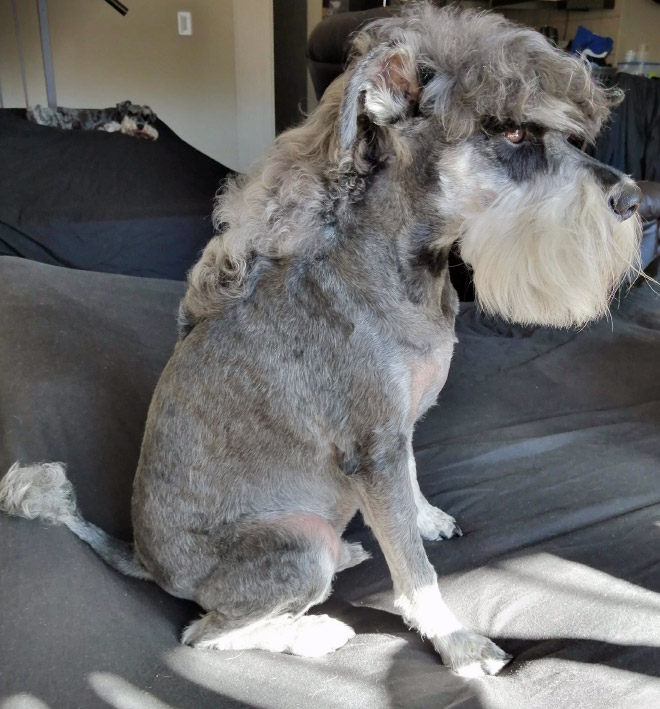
[
  {"x1": 182, "y1": 613, "x2": 355, "y2": 657},
  {"x1": 417, "y1": 505, "x2": 462, "y2": 541},
  {"x1": 181, "y1": 614, "x2": 221, "y2": 648},
  {"x1": 287, "y1": 615, "x2": 356, "y2": 657},
  {"x1": 434, "y1": 629, "x2": 511, "y2": 677}
]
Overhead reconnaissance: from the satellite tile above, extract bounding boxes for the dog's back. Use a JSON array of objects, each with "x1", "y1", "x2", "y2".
[{"x1": 132, "y1": 200, "x2": 459, "y2": 597}]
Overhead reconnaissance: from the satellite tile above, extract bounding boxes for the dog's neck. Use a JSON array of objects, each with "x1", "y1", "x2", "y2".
[
  {"x1": 322, "y1": 157, "x2": 457, "y2": 345},
  {"x1": 343, "y1": 147, "x2": 451, "y2": 286}
]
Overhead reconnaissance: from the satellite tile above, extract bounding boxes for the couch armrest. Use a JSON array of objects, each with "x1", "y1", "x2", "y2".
[
  {"x1": 307, "y1": 8, "x2": 394, "y2": 100},
  {"x1": 639, "y1": 181, "x2": 660, "y2": 222}
]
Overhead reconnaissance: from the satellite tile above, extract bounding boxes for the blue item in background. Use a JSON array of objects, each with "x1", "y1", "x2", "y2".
[{"x1": 571, "y1": 25, "x2": 614, "y2": 59}]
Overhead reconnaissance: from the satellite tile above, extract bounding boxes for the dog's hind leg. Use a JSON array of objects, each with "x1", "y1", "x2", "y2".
[{"x1": 182, "y1": 514, "x2": 355, "y2": 657}]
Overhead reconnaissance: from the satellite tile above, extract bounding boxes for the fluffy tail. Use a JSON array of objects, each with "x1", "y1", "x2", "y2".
[{"x1": 0, "y1": 461, "x2": 152, "y2": 580}]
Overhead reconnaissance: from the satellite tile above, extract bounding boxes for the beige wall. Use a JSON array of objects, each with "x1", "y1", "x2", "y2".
[
  {"x1": 233, "y1": 0, "x2": 275, "y2": 172},
  {"x1": 501, "y1": 5, "x2": 621, "y2": 53},
  {"x1": 500, "y1": 0, "x2": 660, "y2": 64},
  {"x1": 0, "y1": 0, "x2": 47, "y2": 108},
  {"x1": 307, "y1": 0, "x2": 323, "y2": 112},
  {"x1": 0, "y1": 0, "x2": 257, "y2": 170},
  {"x1": 616, "y1": 0, "x2": 660, "y2": 62}
]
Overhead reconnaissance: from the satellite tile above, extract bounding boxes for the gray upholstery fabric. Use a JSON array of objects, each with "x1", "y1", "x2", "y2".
[{"x1": 1, "y1": 255, "x2": 660, "y2": 708}]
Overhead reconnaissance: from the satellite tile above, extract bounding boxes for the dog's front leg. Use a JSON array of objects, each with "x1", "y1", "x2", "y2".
[
  {"x1": 357, "y1": 437, "x2": 511, "y2": 676},
  {"x1": 407, "y1": 446, "x2": 463, "y2": 542}
]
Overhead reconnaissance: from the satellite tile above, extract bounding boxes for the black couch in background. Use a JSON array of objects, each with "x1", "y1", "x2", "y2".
[{"x1": 0, "y1": 109, "x2": 232, "y2": 281}]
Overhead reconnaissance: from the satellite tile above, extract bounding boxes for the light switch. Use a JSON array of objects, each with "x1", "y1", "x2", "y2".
[{"x1": 177, "y1": 11, "x2": 192, "y2": 36}]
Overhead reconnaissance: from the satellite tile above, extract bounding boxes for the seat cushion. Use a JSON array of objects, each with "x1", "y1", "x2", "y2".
[{"x1": 2, "y1": 256, "x2": 660, "y2": 708}]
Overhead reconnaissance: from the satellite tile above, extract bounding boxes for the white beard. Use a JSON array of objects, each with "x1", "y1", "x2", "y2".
[{"x1": 458, "y1": 171, "x2": 642, "y2": 328}]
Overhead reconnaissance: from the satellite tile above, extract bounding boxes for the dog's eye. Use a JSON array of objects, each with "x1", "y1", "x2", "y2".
[{"x1": 503, "y1": 128, "x2": 525, "y2": 144}]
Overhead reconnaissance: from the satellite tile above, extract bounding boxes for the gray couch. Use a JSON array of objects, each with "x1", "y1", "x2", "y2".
[{"x1": 2, "y1": 256, "x2": 660, "y2": 708}]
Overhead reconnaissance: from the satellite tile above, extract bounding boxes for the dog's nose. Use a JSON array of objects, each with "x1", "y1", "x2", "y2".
[{"x1": 608, "y1": 183, "x2": 641, "y2": 221}]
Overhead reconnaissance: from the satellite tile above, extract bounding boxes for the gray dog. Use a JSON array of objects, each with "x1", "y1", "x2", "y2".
[
  {"x1": 1, "y1": 5, "x2": 641, "y2": 677},
  {"x1": 27, "y1": 100, "x2": 159, "y2": 139}
]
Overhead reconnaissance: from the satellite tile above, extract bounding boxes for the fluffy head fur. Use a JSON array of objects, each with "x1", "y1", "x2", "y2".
[{"x1": 181, "y1": 3, "x2": 640, "y2": 331}]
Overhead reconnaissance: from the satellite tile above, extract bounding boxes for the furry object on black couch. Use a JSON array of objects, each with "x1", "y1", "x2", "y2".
[{"x1": 27, "y1": 100, "x2": 159, "y2": 140}]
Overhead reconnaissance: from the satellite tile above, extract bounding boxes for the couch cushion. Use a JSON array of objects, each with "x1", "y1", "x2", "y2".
[{"x1": 2, "y1": 256, "x2": 660, "y2": 708}]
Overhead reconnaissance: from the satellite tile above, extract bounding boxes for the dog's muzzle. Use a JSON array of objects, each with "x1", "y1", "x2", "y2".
[{"x1": 458, "y1": 160, "x2": 642, "y2": 328}]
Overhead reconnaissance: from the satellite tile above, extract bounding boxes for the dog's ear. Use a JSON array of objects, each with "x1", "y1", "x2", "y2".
[{"x1": 339, "y1": 46, "x2": 420, "y2": 151}]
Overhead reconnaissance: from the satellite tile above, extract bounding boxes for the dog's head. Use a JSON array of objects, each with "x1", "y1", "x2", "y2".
[
  {"x1": 337, "y1": 4, "x2": 641, "y2": 327},
  {"x1": 117, "y1": 101, "x2": 158, "y2": 130}
]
